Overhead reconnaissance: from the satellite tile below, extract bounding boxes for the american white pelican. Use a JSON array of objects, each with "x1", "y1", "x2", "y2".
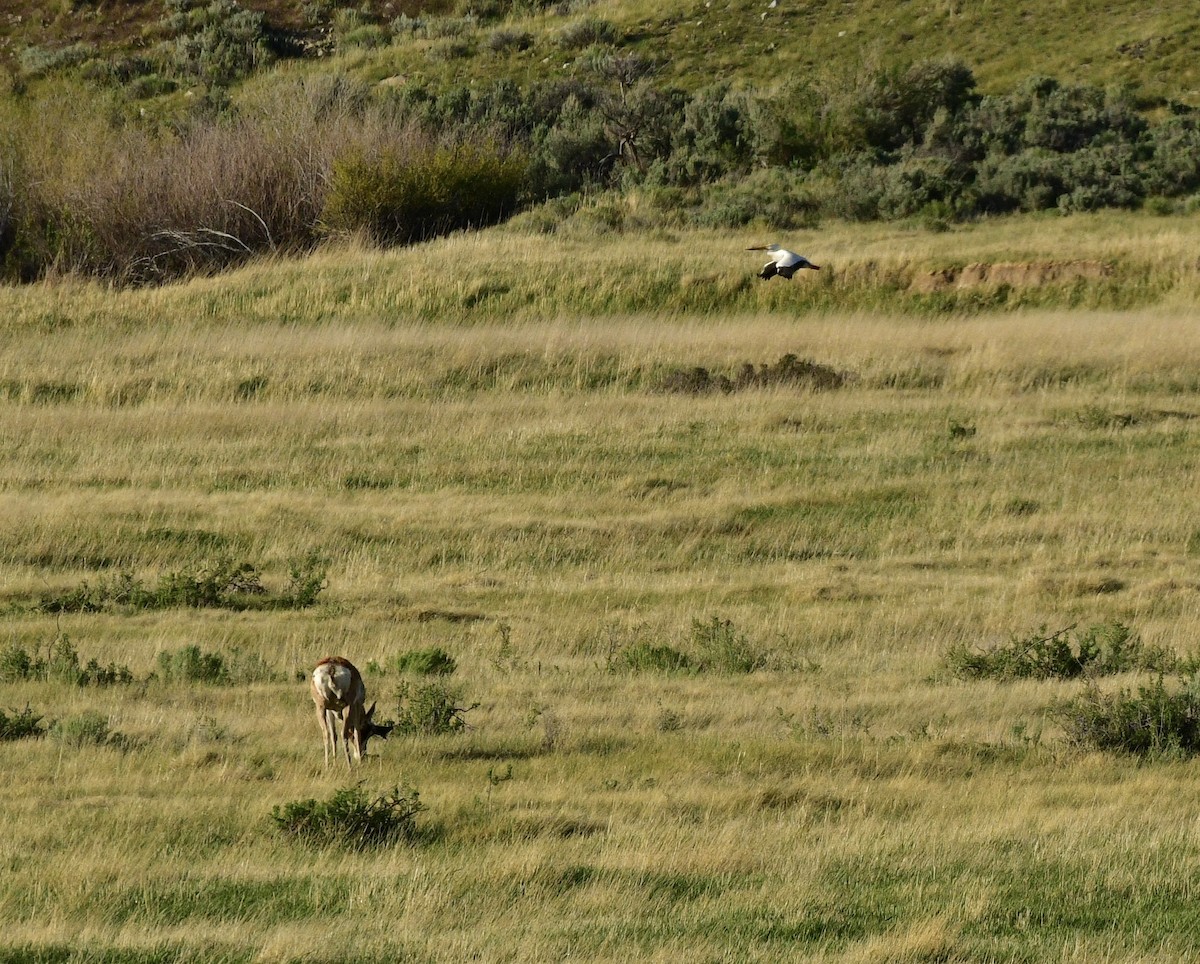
[{"x1": 748, "y1": 244, "x2": 821, "y2": 280}]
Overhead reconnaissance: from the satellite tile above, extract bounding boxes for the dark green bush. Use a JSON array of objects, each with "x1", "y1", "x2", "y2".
[
  {"x1": 395, "y1": 647, "x2": 458, "y2": 676},
  {"x1": 321, "y1": 144, "x2": 525, "y2": 245},
  {"x1": 1056, "y1": 677, "x2": 1200, "y2": 756},
  {"x1": 0, "y1": 706, "x2": 45, "y2": 741},
  {"x1": 620, "y1": 643, "x2": 692, "y2": 673},
  {"x1": 272, "y1": 784, "x2": 425, "y2": 849},
  {"x1": 655, "y1": 355, "x2": 845, "y2": 395},
  {"x1": 393, "y1": 680, "x2": 478, "y2": 735},
  {"x1": 35, "y1": 555, "x2": 326, "y2": 614},
  {"x1": 945, "y1": 622, "x2": 1178, "y2": 681},
  {"x1": 154, "y1": 644, "x2": 275, "y2": 684}
]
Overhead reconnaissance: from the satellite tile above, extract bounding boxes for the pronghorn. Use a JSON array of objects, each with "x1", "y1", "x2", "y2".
[{"x1": 311, "y1": 656, "x2": 393, "y2": 767}]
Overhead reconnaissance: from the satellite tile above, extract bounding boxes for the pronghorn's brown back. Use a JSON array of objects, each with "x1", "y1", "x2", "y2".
[{"x1": 311, "y1": 656, "x2": 365, "y2": 710}]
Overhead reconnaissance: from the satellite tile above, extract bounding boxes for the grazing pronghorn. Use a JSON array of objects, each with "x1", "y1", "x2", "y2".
[{"x1": 311, "y1": 656, "x2": 393, "y2": 767}]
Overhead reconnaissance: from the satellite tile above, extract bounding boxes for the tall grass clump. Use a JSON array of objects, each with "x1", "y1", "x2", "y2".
[{"x1": 272, "y1": 784, "x2": 425, "y2": 849}]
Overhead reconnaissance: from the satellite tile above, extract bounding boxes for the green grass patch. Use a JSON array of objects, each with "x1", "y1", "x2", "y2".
[{"x1": 394, "y1": 646, "x2": 458, "y2": 676}]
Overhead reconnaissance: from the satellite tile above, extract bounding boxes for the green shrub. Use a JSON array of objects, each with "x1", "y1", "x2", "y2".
[
  {"x1": 395, "y1": 647, "x2": 458, "y2": 676},
  {"x1": 655, "y1": 355, "x2": 846, "y2": 395},
  {"x1": 281, "y1": 551, "x2": 329, "y2": 609},
  {"x1": 0, "y1": 706, "x2": 45, "y2": 741},
  {"x1": 271, "y1": 784, "x2": 425, "y2": 849},
  {"x1": 394, "y1": 680, "x2": 478, "y2": 735},
  {"x1": 17, "y1": 43, "x2": 96, "y2": 78},
  {"x1": 162, "y1": 0, "x2": 272, "y2": 87},
  {"x1": 1056, "y1": 677, "x2": 1200, "y2": 756},
  {"x1": 0, "y1": 645, "x2": 36, "y2": 682},
  {"x1": 487, "y1": 28, "x2": 533, "y2": 52},
  {"x1": 946, "y1": 623, "x2": 1179, "y2": 681},
  {"x1": 320, "y1": 144, "x2": 525, "y2": 246}
]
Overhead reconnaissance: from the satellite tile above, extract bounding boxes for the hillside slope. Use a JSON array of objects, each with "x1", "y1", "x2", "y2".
[{"x1": 2, "y1": 0, "x2": 1198, "y2": 106}]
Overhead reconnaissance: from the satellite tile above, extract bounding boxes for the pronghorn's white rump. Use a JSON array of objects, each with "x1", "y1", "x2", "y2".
[{"x1": 311, "y1": 656, "x2": 393, "y2": 767}]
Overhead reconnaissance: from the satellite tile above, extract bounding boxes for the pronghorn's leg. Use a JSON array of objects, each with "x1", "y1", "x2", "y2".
[
  {"x1": 317, "y1": 705, "x2": 331, "y2": 767},
  {"x1": 342, "y1": 715, "x2": 355, "y2": 766}
]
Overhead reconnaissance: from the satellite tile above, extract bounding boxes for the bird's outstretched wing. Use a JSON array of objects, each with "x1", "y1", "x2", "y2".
[{"x1": 758, "y1": 262, "x2": 779, "y2": 280}]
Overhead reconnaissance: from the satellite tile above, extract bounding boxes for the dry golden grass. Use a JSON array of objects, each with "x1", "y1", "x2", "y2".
[{"x1": 2, "y1": 219, "x2": 1200, "y2": 961}]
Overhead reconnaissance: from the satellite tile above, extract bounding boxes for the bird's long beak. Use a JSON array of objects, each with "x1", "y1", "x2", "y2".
[{"x1": 747, "y1": 245, "x2": 768, "y2": 251}]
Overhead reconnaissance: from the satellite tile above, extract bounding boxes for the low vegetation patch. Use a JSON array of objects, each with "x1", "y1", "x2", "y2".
[
  {"x1": 48, "y1": 711, "x2": 127, "y2": 750},
  {"x1": 271, "y1": 784, "x2": 425, "y2": 850},
  {"x1": 34, "y1": 553, "x2": 327, "y2": 614},
  {"x1": 0, "y1": 706, "x2": 46, "y2": 741},
  {"x1": 655, "y1": 354, "x2": 848, "y2": 395},
  {"x1": 394, "y1": 646, "x2": 458, "y2": 676},
  {"x1": 156, "y1": 644, "x2": 277, "y2": 684},
  {"x1": 0, "y1": 635, "x2": 133, "y2": 686},
  {"x1": 944, "y1": 622, "x2": 1180, "y2": 681},
  {"x1": 619, "y1": 642, "x2": 693, "y2": 673},
  {"x1": 606, "y1": 616, "x2": 770, "y2": 674},
  {"x1": 1056, "y1": 677, "x2": 1200, "y2": 756}
]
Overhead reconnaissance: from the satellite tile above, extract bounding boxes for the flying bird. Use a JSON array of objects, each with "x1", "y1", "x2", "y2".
[{"x1": 748, "y1": 244, "x2": 821, "y2": 280}]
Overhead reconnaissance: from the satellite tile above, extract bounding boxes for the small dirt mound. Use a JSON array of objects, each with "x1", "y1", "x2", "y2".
[
  {"x1": 911, "y1": 260, "x2": 1113, "y2": 293},
  {"x1": 656, "y1": 354, "x2": 849, "y2": 395}
]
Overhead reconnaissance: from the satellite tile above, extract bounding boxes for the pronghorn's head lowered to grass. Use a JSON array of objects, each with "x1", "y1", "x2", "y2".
[{"x1": 311, "y1": 656, "x2": 393, "y2": 767}]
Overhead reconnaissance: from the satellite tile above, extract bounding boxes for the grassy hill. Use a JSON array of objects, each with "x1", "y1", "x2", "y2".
[{"x1": 4, "y1": 0, "x2": 1200, "y2": 105}]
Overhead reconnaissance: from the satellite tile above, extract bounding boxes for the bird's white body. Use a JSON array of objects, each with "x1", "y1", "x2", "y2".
[{"x1": 748, "y1": 244, "x2": 820, "y2": 280}]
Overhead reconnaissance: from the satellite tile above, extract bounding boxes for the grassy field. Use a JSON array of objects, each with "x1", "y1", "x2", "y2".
[{"x1": 2, "y1": 215, "x2": 1200, "y2": 962}]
